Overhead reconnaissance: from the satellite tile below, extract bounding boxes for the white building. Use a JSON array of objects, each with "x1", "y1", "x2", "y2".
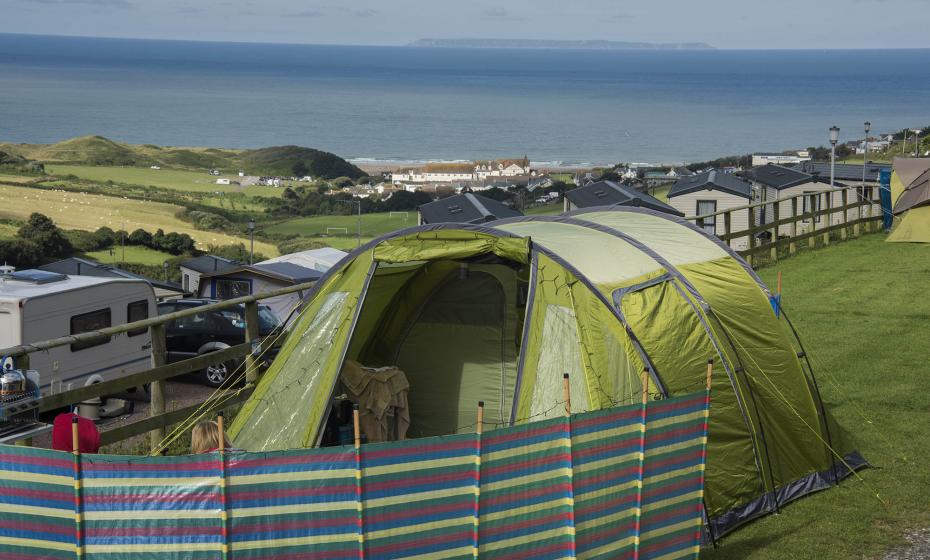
[
  {"x1": 216, "y1": 178, "x2": 231, "y2": 185},
  {"x1": 751, "y1": 153, "x2": 811, "y2": 167},
  {"x1": 474, "y1": 158, "x2": 531, "y2": 180}
]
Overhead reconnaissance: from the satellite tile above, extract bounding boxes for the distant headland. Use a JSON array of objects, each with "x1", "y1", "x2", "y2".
[{"x1": 408, "y1": 38, "x2": 714, "y2": 50}]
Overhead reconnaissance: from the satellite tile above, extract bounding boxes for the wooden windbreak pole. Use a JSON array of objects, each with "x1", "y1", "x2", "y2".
[
  {"x1": 217, "y1": 413, "x2": 229, "y2": 560},
  {"x1": 777, "y1": 271, "x2": 782, "y2": 296},
  {"x1": 633, "y1": 369, "x2": 650, "y2": 559},
  {"x1": 71, "y1": 416, "x2": 85, "y2": 559},
  {"x1": 352, "y1": 404, "x2": 364, "y2": 560},
  {"x1": 561, "y1": 374, "x2": 578, "y2": 557},
  {"x1": 701, "y1": 361, "x2": 718, "y2": 549},
  {"x1": 473, "y1": 401, "x2": 484, "y2": 559}
]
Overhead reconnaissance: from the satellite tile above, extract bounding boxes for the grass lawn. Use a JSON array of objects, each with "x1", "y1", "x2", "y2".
[
  {"x1": 46, "y1": 164, "x2": 285, "y2": 198},
  {"x1": 705, "y1": 233, "x2": 930, "y2": 559},
  {"x1": 84, "y1": 245, "x2": 176, "y2": 266},
  {"x1": 0, "y1": 222, "x2": 19, "y2": 240},
  {"x1": 0, "y1": 184, "x2": 278, "y2": 256},
  {"x1": 523, "y1": 202, "x2": 564, "y2": 216},
  {"x1": 0, "y1": 174, "x2": 38, "y2": 185},
  {"x1": 267, "y1": 212, "x2": 415, "y2": 238}
]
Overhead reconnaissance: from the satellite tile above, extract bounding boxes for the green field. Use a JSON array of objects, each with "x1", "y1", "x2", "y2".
[
  {"x1": 523, "y1": 202, "x2": 563, "y2": 216},
  {"x1": 0, "y1": 184, "x2": 278, "y2": 256},
  {"x1": 268, "y1": 212, "x2": 415, "y2": 238},
  {"x1": 84, "y1": 245, "x2": 176, "y2": 266},
  {"x1": 707, "y1": 234, "x2": 930, "y2": 559},
  {"x1": 0, "y1": 174, "x2": 38, "y2": 185},
  {"x1": 45, "y1": 164, "x2": 287, "y2": 195}
]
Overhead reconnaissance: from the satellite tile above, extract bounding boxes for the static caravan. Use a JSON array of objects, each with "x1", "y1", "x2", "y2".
[{"x1": 0, "y1": 269, "x2": 155, "y2": 396}]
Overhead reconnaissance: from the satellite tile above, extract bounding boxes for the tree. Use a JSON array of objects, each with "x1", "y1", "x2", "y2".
[
  {"x1": 292, "y1": 161, "x2": 309, "y2": 178},
  {"x1": 93, "y1": 226, "x2": 117, "y2": 248},
  {"x1": 0, "y1": 239, "x2": 43, "y2": 268},
  {"x1": 128, "y1": 228, "x2": 152, "y2": 246},
  {"x1": 17, "y1": 213, "x2": 72, "y2": 260}
]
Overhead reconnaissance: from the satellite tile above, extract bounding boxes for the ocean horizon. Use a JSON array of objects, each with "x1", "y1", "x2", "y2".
[{"x1": 1, "y1": 33, "x2": 929, "y2": 166}]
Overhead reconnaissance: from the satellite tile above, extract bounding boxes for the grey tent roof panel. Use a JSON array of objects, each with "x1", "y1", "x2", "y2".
[
  {"x1": 668, "y1": 170, "x2": 752, "y2": 199},
  {"x1": 565, "y1": 180, "x2": 683, "y2": 216},
  {"x1": 418, "y1": 193, "x2": 523, "y2": 224},
  {"x1": 893, "y1": 168, "x2": 930, "y2": 214},
  {"x1": 253, "y1": 262, "x2": 323, "y2": 282}
]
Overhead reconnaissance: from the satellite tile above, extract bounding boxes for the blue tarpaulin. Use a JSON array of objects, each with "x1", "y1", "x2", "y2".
[{"x1": 880, "y1": 168, "x2": 893, "y2": 231}]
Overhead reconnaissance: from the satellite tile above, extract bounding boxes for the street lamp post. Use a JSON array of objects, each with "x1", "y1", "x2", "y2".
[
  {"x1": 862, "y1": 121, "x2": 870, "y2": 188},
  {"x1": 914, "y1": 129, "x2": 923, "y2": 158},
  {"x1": 829, "y1": 126, "x2": 840, "y2": 188},
  {"x1": 163, "y1": 261, "x2": 169, "y2": 282},
  {"x1": 247, "y1": 219, "x2": 255, "y2": 265}
]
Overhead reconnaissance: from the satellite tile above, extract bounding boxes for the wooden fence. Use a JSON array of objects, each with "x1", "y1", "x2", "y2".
[
  {"x1": 687, "y1": 185, "x2": 884, "y2": 266},
  {"x1": 0, "y1": 282, "x2": 315, "y2": 452}
]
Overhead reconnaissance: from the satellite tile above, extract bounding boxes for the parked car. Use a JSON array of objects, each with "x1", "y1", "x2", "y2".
[{"x1": 157, "y1": 299, "x2": 281, "y2": 387}]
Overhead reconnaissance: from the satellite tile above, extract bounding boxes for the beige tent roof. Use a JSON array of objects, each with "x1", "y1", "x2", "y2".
[{"x1": 892, "y1": 158, "x2": 930, "y2": 188}]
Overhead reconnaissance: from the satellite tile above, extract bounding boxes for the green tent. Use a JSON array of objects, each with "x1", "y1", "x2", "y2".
[
  {"x1": 229, "y1": 207, "x2": 864, "y2": 537},
  {"x1": 887, "y1": 158, "x2": 930, "y2": 243}
]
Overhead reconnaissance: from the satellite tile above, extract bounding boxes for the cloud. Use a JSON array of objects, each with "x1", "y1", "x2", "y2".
[
  {"x1": 481, "y1": 7, "x2": 525, "y2": 21},
  {"x1": 353, "y1": 8, "x2": 377, "y2": 17},
  {"x1": 23, "y1": 0, "x2": 132, "y2": 6},
  {"x1": 611, "y1": 12, "x2": 634, "y2": 20}
]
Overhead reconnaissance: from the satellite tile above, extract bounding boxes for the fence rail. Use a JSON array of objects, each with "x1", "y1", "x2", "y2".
[
  {"x1": 686, "y1": 185, "x2": 883, "y2": 266},
  {"x1": 1, "y1": 281, "x2": 316, "y2": 451}
]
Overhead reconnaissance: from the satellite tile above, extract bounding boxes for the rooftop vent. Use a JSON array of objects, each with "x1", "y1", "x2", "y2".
[
  {"x1": 447, "y1": 205, "x2": 463, "y2": 214},
  {"x1": 594, "y1": 190, "x2": 607, "y2": 198},
  {"x1": 9, "y1": 270, "x2": 68, "y2": 285}
]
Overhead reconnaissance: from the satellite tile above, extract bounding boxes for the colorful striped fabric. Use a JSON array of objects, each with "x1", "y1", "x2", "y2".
[
  {"x1": 571, "y1": 406, "x2": 646, "y2": 560},
  {"x1": 80, "y1": 453, "x2": 224, "y2": 559},
  {"x1": 0, "y1": 390, "x2": 710, "y2": 560},
  {"x1": 478, "y1": 416, "x2": 575, "y2": 559},
  {"x1": 0, "y1": 445, "x2": 75, "y2": 559},
  {"x1": 227, "y1": 447, "x2": 360, "y2": 559},
  {"x1": 361, "y1": 433, "x2": 479, "y2": 559},
  {"x1": 639, "y1": 393, "x2": 709, "y2": 560}
]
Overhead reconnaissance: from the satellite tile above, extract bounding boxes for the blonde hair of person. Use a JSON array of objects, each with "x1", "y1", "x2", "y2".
[{"x1": 191, "y1": 420, "x2": 221, "y2": 454}]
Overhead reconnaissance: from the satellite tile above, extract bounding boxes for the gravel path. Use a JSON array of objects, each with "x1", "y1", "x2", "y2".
[{"x1": 883, "y1": 529, "x2": 930, "y2": 560}]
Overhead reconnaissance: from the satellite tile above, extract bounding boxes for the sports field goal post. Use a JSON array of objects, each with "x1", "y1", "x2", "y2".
[
  {"x1": 325, "y1": 227, "x2": 349, "y2": 235},
  {"x1": 389, "y1": 211, "x2": 409, "y2": 222}
]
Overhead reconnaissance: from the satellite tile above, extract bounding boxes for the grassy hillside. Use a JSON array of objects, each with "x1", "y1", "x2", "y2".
[
  {"x1": 0, "y1": 184, "x2": 278, "y2": 256},
  {"x1": 706, "y1": 234, "x2": 930, "y2": 559},
  {"x1": 268, "y1": 212, "x2": 413, "y2": 238},
  {"x1": 84, "y1": 245, "x2": 177, "y2": 266},
  {"x1": 1, "y1": 136, "x2": 362, "y2": 180}
]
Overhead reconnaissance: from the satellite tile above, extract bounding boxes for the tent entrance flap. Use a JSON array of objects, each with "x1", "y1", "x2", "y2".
[{"x1": 339, "y1": 260, "x2": 523, "y2": 440}]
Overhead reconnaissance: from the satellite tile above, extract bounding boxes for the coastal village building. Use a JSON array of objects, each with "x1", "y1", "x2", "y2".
[
  {"x1": 474, "y1": 158, "x2": 531, "y2": 180},
  {"x1": 418, "y1": 193, "x2": 523, "y2": 225},
  {"x1": 668, "y1": 171, "x2": 755, "y2": 250},
  {"x1": 564, "y1": 180, "x2": 683, "y2": 216},
  {"x1": 751, "y1": 152, "x2": 811, "y2": 167},
  {"x1": 179, "y1": 255, "x2": 239, "y2": 295}
]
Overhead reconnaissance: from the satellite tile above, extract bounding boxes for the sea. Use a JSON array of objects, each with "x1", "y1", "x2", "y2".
[{"x1": 1, "y1": 33, "x2": 929, "y2": 167}]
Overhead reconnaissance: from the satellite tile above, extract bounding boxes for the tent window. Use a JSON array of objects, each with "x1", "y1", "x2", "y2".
[
  {"x1": 696, "y1": 200, "x2": 717, "y2": 234},
  {"x1": 803, "y1": 191, "x2": 821, "y2": 223},
  {"x1": 532, "y1": 304, "x2": 587, "y2": 418},
  {"x1": 216, "y1": 279, "x2": 250, "y2": 299}
]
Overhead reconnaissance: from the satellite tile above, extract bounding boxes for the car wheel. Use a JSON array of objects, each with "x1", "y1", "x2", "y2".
[{"x1": 203, "y1": 360, "x2": 236, "y2": 388}]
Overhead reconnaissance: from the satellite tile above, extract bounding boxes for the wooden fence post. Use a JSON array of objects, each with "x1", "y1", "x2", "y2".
[
  {"x1": 852, "y1": 189, "x2": 861, "y2": 238},
  {"x1": 723, "y1": 211, "x2": 732, "y2": 248},
  {"x1": 822, "y1": 192, "x2": 831, "y2": 246},
  {"x1": 789, "y1": 197, "x2": 798, "y2": 255},
  {"x1": 840, "y1": 190, "x2": 849, "y2": 241},
  {"x1": 769, "y1": 200, "x2": 779, "y2": 263},
  {"x1": 149, "y1": 323, "x2": 167, "y2": 454},
  {"x1": 244, "y1": 301, "x2": 260, "y2": 384},
  {"x1": 747, "y1": 206, "x2": 756, "y2": 267}
]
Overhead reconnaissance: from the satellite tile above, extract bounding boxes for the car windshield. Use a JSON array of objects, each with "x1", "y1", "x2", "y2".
[{"x1": 258, "y1": 307, "x2": 280, "y2": 330}]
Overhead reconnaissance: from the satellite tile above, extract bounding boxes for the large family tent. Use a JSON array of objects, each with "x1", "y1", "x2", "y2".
[
  {"x1": 887, "y1": 157, "x2": 930, "y2": 243},
  {"x1": 228, "y1": 207, "x2": 865, "y2": 537}
]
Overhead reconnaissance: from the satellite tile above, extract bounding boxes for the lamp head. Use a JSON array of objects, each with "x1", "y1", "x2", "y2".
[
  {"x1": 829, "y1": 126, "x2": 840, "y2": 145},
  {"x1": 864, "y1": 121, "x2": 871, "y2": 134}
]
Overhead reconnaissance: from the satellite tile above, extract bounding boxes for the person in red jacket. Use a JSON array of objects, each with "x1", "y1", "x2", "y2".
[{"x1": 52, "y1": 411, "x2": 100, "y2": 454}]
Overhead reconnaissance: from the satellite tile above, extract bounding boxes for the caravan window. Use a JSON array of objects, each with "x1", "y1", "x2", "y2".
[
  {"x1": 696, "y1": 200, "x2": 717, "y2": 234},
  {"x1": 70, "y1": 309, "x2": 112, "y2": 351},
  {"x1": 127, "y1": 300, "x2": 149, "y2": 337}
]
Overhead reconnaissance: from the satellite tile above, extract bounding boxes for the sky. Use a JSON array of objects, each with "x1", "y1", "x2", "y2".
[{"x1": 1, "y1": 0, "x2": 929, "y2": 49}]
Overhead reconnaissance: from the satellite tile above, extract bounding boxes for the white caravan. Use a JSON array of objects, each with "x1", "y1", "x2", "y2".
[{"x1": 0, "y1": 269, "x2": 155, "y2": 396}]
